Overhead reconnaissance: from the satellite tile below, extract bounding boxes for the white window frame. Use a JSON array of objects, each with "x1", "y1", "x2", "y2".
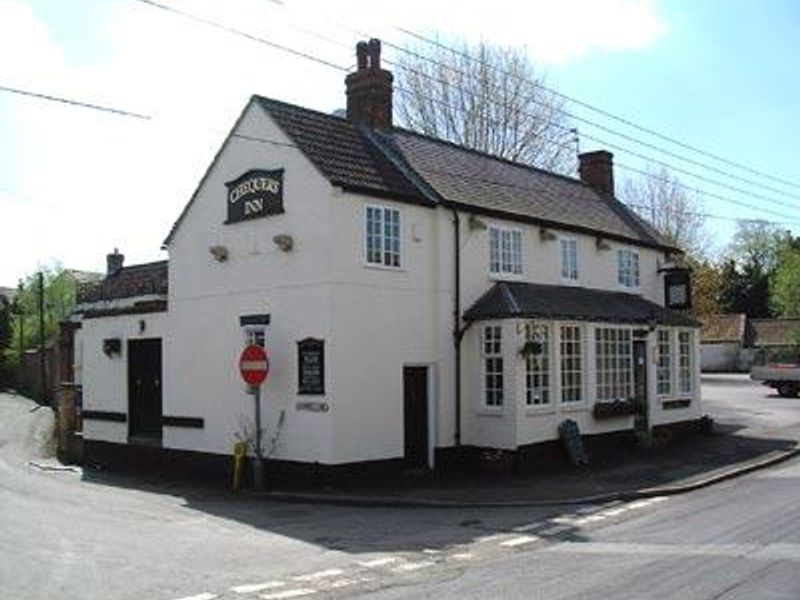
[
  {"x1": 656, "y1": 329, "x2": 673, "y2": 397},
  {"x1": 559, "y1": 237, "x2": 579, "y2": 281},
  {"x1": 482, "y1": 325, "x2": 504, "y2": 408},
  {"x1": 524, "y1": 322, "x2": 551, "y2": 408},
  {"x1": 594, "y1": 327, "x2": 633, "y2": 402},
  {"x1": 678, "y1": 330, "x2": 693, "y2": 395},
  {"x1": 559, "y1": 324, "x2": 584, "y2": 404},
  {"x1": 364, "y1": 204, "x2": 402, "y2": 269},
  {"x1": 489, "y1": 226, "x2": 523, "y2": 278},
  {"x1": 617, "y1": 248, "x2": 640, "y2": 289}
]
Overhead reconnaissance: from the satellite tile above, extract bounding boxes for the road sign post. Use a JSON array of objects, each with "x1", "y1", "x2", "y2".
[{"x1": 239, "y1": 344, "x2": 270, "y2": 491}]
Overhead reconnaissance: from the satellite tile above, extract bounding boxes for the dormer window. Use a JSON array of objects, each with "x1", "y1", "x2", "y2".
[
  {"x1": 617, "y1": 248, "x2": 640, "y2": 288},
  {"x1": 489, "y1": 227, "x2": 522, "y2": 276}
]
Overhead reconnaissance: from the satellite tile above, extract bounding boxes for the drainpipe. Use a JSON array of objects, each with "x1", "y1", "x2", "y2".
[{"x1": 452, "y1": 208, "x2": 462, "y2": 447}]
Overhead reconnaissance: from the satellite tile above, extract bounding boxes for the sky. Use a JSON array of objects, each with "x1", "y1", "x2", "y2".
[{"x1": 1, "y1": 0, "x2": 799, "y2": 285}]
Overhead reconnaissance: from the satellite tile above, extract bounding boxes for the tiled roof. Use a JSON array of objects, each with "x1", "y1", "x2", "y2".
[
  {"x1": 750, "y1": 319, "x2": 800, "y2": 347},
  {"x1": 255, "y1": 96, "x2": 675, "y2": 251},
  {"x1": 701, "y1": 313, "x2": 747, "y2": 343},
  {"x1": 383, "y1": 130, "x2": 669, "y2": 248},
  {"x1": 464, "y1": 281, "x2": 698, "y2": 327},
  {"x1": 255, "y1": 97, "x2": 430, "y2": 204},
  {"x1": 0, "y1": 287, "x2": 15, "y2": 302},
  {"x1": 77, "y1": 261, "x2": 168, "y2": 304}
]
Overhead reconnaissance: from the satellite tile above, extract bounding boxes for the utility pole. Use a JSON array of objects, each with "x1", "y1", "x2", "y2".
[{"x1": 38, "y1": 272, "x2": 46, "y2": 405}]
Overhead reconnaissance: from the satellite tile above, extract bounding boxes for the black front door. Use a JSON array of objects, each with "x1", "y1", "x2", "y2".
[
  {"x1": 403, "y1": 366, "x2": 429, "y2": 468},
  {"x1": 128, "y1": 338, "x2": 162, "y2": 443},
  {"x1": 633, "y1": 340, "x2": 648, "y2": 428}
]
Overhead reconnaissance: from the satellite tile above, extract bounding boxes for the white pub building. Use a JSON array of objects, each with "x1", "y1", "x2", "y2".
[{"x1": 73, "y1": 40, "x2": 701, "y2": 477}]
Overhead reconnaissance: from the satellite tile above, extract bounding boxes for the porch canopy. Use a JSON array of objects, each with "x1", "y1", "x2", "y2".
[{"x1": 464, "y1": 281, "x2": 699, "y2": 327}]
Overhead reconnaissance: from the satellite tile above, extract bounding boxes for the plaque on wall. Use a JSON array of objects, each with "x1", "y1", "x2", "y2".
[
  {"x1": 225, "y1": 169, "x2": 285, "y2": 224},
  {"x1": 298, "y1": 338, "x2": 325, "y2": 395}
]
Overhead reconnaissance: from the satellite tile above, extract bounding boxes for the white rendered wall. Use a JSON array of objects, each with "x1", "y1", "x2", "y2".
[
  {"x1": 76, "y1": 312, "x2": 168, "y2": 444},
  {"x1": 165, "y1": 100, "x2": 336, "y2": 460}
]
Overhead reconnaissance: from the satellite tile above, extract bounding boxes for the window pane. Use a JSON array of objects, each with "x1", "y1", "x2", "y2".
[{"x1": 560, "y1": 325, "x2": 583, "y2": 403}]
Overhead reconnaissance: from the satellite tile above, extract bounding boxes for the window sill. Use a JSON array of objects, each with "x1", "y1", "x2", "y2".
[
  {"x1": 477, "y1": 407, "x2": 506, "y2": 417},
  {"x1": 525, "y1": 406, "x2": 556, "y2": 417},
  {"x1": 363, "y1": 262, "x2": 406, "y2": 273},
  {"x1": 488, "y1": 272, "x2": 524, "y2": 282},
  {"x1": 560, "y1": 403, "x2": 588, "y2": 413}
]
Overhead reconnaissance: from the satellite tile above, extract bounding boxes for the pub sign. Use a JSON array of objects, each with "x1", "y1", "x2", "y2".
[
  {"x1": 225, "y1": 169, "x2": 285, "y2": 223},
  {"x1": 664, "y1": 269, "x2": 692, "y2": 310},
  {"x1": 297, "y1": 338, "x2": 325, "y2": 395}
]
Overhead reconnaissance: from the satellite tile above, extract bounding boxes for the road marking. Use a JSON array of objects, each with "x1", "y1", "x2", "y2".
[
  {"x1": 260, "y1": 589, "x2": 316, "y2": 600},
  {"x1": 512, "y1": 522, "x2": 542, "y2": 532},
  {"x1": 552, "y1": 516, "x2": 580, "y2": 525},
  {"x1": 358, "y1": 557, "x2": 398, "y2": 568},
  {"x1": 293, "y1": 568, "x2": 344, "y2": 582},
  {"x1": 232, "y1": 581, "x2": 286, "y2": 594},
  {"x1": 449, "y1": 552, "x2": 474, "y2": 560},
  {"x1": 627, "y1": 497, "x2": 667, "y2": 510},
  {"x1": 476, "y1": 533, "x2": 508, "y2": 543},
  {"x1": 544, "y1": 541, "x2": 761, "y2": 558},
  {"x1": 392, "y1": 561, "x2": 435, "y2": 572},
  {"x1": 600, "y1": 507, "x2": 629, "y2": 517},
  {"x1": 173, "y1": 594, "x2": 217, "y2": 600},
  {"x1": 500, "y1": 535, "x2": 540, "y2": 547},
  {"x1": 422, "y1": 548, "x2": 441, "y2": 555},
  {"x1": 540, "y1": 524, "x2": 570, "y2": 535},
  {"x1": 328, "y1": 576, "x2": 373, "y2": 589}
]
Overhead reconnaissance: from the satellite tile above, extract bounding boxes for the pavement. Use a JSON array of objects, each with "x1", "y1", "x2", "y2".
[{"x1": 258, "y1": 373, "x2": 800, "y2": 507}]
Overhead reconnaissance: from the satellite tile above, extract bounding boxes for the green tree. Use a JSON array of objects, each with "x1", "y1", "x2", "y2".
[
  {"x1": 719, "y1": 221, "x2": 790, "y2": 318},
  {"x1": 0, "y1": 297, "x2": 12, "y2": 387},
  {"x1": 7, "y1": 264, "x2": 97, "y2": 365},
  {"x1": 771, "y1": 242, "x2": 800, "y2": 317}
]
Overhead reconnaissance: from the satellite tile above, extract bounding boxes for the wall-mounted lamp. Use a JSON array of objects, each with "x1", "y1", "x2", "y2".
[
  {"x1": 103, "y1": 338, "x2": 122, "y2": 357},
  {"x1": 539, "y1": 227, "x2": 557, "y2": 241},
  {"x1": 273, "y1": 234, "x2": 294, "y2": 252},
  {"x1": 209, "y1": 245, "x2": 229, "y2": 262},
  {"x1": 596, "y1": 237, "x2": 612, "y2": 251},
  {"x1": 468, "y1": 214, "x2": 487, "y2": 231}
]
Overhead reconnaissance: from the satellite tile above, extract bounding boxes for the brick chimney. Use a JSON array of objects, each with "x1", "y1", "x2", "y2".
[
  {"x1": 106, "y1": 248, "x2": 124, "y2": 276},
  {"x1": 345, "y1": 39, "x2": 393, "y2": 129},
  {"x1": 578, "y1": 150, "x2": 615, "y2": 196}
]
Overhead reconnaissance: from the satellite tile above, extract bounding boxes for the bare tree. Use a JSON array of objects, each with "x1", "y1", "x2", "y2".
[
  {"x1": 621, "y1": 164, "x2": 708, "y2": 256},
  {"x1": 396, "y1": 40, "x2": 575, "y2": 174}
]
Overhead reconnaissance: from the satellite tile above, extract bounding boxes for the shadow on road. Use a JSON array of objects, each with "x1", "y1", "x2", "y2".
[{"x1": 74, "y1": 423, "x2": 796, "y2": 555}]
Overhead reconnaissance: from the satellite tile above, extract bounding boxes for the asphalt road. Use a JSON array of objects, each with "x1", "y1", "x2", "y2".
[{"x1": 1, "y1": 375, "x2": 799, "y2": 600}]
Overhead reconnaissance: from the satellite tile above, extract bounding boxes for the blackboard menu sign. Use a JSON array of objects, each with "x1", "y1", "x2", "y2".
[
  {"x1": 225, "y1": 169, "x2": 285, "y2": 224},
  {"x1": 298, "y1": 338, "x2": 324, "y2": 395}
]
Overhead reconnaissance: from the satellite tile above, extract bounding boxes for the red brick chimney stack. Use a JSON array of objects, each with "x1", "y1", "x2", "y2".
[
  {"x1": 345, "y1": 38, "x2": 393, "y2": 130},
  {"x1": 578, "y1": 150, "x2": 615, "y2": 196}
]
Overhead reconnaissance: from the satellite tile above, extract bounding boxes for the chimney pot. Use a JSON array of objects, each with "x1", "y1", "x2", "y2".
[
  {"x1": 345, "y1": 39, "x2": 393, "y2": 129},
  {"x1": 367, "y1": 38, "x2": 381, "y2": 69},
  {"x1": 106, "y1": 248, "x2": 124, "y2": 276},
  {"x1": 578, "y1": 150, "x2": 615, "y2": 196},
  {"x1": 356, "y1": 41, "x2": 368, "y2": 70}
]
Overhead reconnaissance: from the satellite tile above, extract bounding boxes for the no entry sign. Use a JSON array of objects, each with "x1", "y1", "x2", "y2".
[{"x1": 239, "y1": 344, "x2": 269, "y2": 386}]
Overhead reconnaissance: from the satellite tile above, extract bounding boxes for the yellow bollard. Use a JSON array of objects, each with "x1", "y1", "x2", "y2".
[{"x1": 232, "y1": 441, "x2": 248, "y2": 492}]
